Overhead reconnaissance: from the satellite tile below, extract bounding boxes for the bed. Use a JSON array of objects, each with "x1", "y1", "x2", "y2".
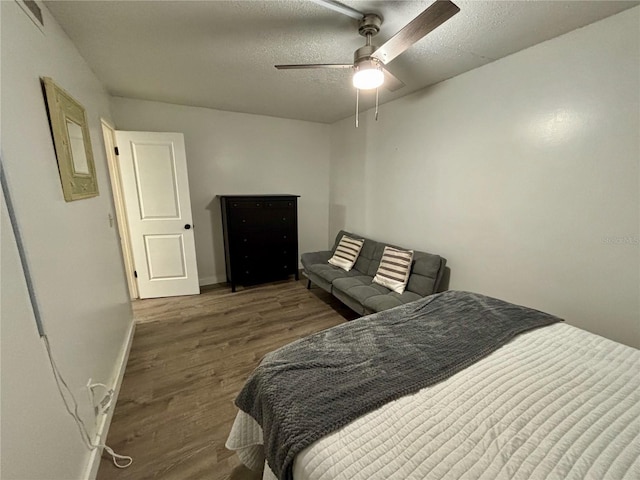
[{"x1": 226, "y1": 291, "x2": 640, "y2": 480}]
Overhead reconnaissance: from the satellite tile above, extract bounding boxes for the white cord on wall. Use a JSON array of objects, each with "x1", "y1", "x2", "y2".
[
  {"x1": 43, "y1": 336, "x2": 133, "y2": 468},
  {"x1": 88, "y1": 382, "x2": 114, "y2": 418},
  {"x1": 1, "y1": 156, "x2": 132, "y2": 469}
]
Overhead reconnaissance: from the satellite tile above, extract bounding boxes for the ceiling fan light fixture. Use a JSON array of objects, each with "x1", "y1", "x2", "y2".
[{"x1": 352, "y1": 60, "x2": 384, "y2": 90}]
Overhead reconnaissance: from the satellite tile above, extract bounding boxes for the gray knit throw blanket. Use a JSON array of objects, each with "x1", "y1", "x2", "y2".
[{"x1": 235, "y1": 291, "x2": 562, "y2": 480}]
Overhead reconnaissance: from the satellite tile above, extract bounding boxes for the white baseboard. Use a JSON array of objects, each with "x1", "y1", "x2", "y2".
[
  {"x1": 199, "y1": 265, "x2": 304, "y2": 288},
  {"x1": 82, "y1": 319, "x2": 136, "y2": 480},
  {"x1": 199, "y1": 275, "x2": 222, "y2": 286}
]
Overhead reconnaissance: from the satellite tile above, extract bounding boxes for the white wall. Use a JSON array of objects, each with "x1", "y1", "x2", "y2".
[
  {"x1": 330, "y1": 7, "x2": 640, "y2": 348},
  {"x1": 1, "y1": 2, "x2": 133, "y2": 478},
  {"x1": 110, "y1": 98, "x2": 331, "y2": 285}
]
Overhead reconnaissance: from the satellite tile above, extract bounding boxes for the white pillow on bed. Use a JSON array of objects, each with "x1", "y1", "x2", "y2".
[
  {"x1": 372, "y1": 246, "x2": 414, "y2": 294},
  {"x1": 328, "y1": 235, "x2": 364, "y2": 271}
]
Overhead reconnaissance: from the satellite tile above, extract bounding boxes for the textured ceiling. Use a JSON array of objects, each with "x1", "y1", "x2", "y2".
[{"x1": 45, "y1": 0, "x2": 639, "y2": 123}]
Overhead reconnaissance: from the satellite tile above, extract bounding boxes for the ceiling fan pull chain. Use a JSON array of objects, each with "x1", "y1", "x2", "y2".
[
  {"x1": 355, "y1": 88, "x2": 359, "y2": 128},
  {"x1": 375, "y1": 87, "x2": 379, "y2": 121}
]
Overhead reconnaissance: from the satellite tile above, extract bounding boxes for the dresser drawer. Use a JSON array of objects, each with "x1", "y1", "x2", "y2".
[
  {"x1": 234, "y1": 246, "x2": 296, "y2": 272},
  {"x1": 229, "y1": 231, "x2": 273, "y2": 249},
  {"x1": 262, "y1": 211, "x2": 294, "y2": 229},
  {"x1": 232, "y1": 231, "x2": 295, "y2": 248},
  {"x1": 229, "y1": 199, "x2": 265, "y2": 209},
  {"x1": 228, "y1": 212, "x2": 264, "y2": 231},
  {"x1": 264, "y1": 199, "x2": 295, "y2": 209},
  {"x1": 231, "y1": 214, "x2": 292, "y2": 232},
  {"x1": 262, "y1": 202, "x2": 295, "y2": 229},
  {"x1": 264, "y1": 255, "x2": 297, "y2": 275},
  {"x1": 233, "y1": 260, "x2": 294, "y2": 284},
  {"x1": 234, "y1": 263, "x2": 259, "y2": 281}
]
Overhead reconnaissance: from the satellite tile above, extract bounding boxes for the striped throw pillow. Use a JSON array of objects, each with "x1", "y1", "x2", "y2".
[
  {"x1": 328, "y1": 235, "x2": 364, "y2": 271},
  {"x1": 372, "y1": 246, "x2": 414, "y2": 294}
]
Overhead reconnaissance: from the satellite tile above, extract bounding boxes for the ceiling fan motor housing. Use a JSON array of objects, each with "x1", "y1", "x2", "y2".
[
  {"x1": 358, "y1": 14, "x2": 382, "y2": 37},
  {"x1": 354, "y1": 44, "x2": 378, "y2": 63}
]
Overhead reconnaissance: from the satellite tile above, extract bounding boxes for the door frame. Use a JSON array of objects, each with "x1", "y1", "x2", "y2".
[{"x1": 101, "y1": 118, "x2": 139, "y2": 299}]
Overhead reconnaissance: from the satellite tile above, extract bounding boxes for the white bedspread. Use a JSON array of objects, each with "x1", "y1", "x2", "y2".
[{"x1": 226, "y1": 323, "x2": 640, "y2": 479}]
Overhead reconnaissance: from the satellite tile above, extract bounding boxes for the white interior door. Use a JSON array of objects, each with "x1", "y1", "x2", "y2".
[{"x1": 115, "y1": 131, "x2": 200, "y2": 299}]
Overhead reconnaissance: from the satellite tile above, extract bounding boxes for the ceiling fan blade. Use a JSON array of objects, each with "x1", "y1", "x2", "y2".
[
  {"x1": 382, "y1": 68, "x2": 405, "y2": 92},
  {"x1": 309, "y1": 0, "x2": 364, "y2": 20},
  {"x1": 371, "y1": 0, "x2": 460, "y2": 65},
  {"x1": 275, "y1": 64, "x2": 354, "y2": 70}
]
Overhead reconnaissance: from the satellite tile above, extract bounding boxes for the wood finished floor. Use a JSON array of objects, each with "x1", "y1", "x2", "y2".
[{"x1": 97, "y1": 277, "x2": 357, "y2": 480}]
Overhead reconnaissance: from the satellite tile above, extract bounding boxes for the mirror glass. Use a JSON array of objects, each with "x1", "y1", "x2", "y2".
[{"x1": 66, "y1": 119, "x2": 89, "y2": 174}]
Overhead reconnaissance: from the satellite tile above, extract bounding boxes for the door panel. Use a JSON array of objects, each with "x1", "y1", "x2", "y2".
[
  {"x1": 132, "y1": 143, "x2": 180, "y2": 219},
  {"x1": 116, "y1": 131, "x2": 200, "y2": 298},
  {"x1": 144, "y1": 234, "x2": 187, "y2": 279}
]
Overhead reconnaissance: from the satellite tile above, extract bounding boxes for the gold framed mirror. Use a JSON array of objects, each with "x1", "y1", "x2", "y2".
[{"x1": 42, "y1": 77, "x2": 99, "y2": 201}]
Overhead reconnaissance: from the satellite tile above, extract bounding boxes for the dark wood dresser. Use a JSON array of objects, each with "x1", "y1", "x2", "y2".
[{"x1": 219, "y1": 195, "x2": 300, "y2": 292}]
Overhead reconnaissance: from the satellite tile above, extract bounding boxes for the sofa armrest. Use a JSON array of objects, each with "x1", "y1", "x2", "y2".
[{"x1": 301, "y1": 251, "x2": 332, "y2": 271}]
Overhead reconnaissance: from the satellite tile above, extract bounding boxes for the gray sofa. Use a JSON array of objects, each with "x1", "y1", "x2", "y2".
[{"x1": 301, "y1": 230, "x2": 446, "y2": 315}]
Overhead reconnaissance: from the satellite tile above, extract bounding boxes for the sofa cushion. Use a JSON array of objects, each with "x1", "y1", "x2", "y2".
[
  {"x1": 352, "y1": 239, "x2": 376, "y2": 274},
  {"x1": 365, "y1": 242, "x2": 387, "y2": 277},
  {"x1": 332, "y1": 276, "x2": 390, "y2": 306},
  {"x1": 405, "y1": 252, "x2": 443, "y2": 296},
  {"x1": 304, "y1": 268, "x2": 333, "y2": 294},
  {"x1": 328, "y1": 235, "x2": 364, "y2": 271},
  {"x1": 363, "y1": 291, "x2": 423, "y2": 313},
  {"x1": 307, "y1": 263, "x2": 359, "y2": 284}
]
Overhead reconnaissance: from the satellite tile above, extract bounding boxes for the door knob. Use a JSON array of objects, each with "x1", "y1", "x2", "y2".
[{"x1": 184, "y1": 224, "x2": 192, "y2": 230}]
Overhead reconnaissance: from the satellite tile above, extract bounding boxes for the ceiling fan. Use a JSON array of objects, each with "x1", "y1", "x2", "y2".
[{"x1": 275, "y1": 0, "x2": 460, "y2": 125}]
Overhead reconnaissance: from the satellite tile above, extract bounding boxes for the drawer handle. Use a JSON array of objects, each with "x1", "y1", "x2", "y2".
[
  {"x1": 256, "y1": 203, "x2": 261, "y2": 207},
  {"x1": 243, "y1": 238, "x2": 247, "y2": 242},
  {"x1": 283, "y1": 235, "x2": 287, "y2": 239},
  {"x1": 282, "y1": 217, "x2": 286, "y2": 221},
  {"x1": 242, "y1": 219, "x2": 246, "y2": 223}
]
